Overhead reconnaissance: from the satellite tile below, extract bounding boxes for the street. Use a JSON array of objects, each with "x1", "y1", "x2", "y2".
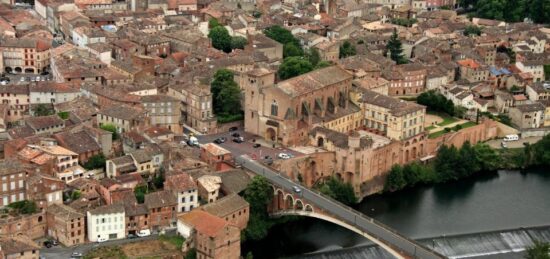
[
  {"x1": 40, "y1": 234, "x2": 158, "y2": 259},
  {"x1": 236, "y1": 155, "x2": 445, "y2": 259},
  {"x1": 485, "y1": 136, "x2": 542, "y2": 149}
]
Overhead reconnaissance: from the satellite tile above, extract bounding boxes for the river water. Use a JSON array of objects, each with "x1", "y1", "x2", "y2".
[{"x1": 242, "y1": 169, "x2": 550, "y2": 258}]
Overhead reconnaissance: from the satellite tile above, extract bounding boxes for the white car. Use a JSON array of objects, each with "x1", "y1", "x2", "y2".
[
  {"x1": 97, "y1": 237, "x2": 107, "y2": 243},
  {"x1": 137, "y1": 229, "x2": 151, "y2": 237},
  {"x1": 19, "y1": 77, "x2": 25, "y2": 82},
  {"x1": 278, "y1": 153, "x2": 291, "y2": 159}
]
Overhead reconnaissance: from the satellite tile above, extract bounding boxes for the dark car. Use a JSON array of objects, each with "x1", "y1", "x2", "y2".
[
  {"x1": 213, "y1": 137, "x2": 226, "y2": 144},
  {"x1": 43, "y1": 241, "x2": 52, "y2": 248},
  {"x1": 228, "y1": 126, "x2": 238, "y2": 131},
  {"x1": 127, "y1": 234, "x2": 138, "y2": 239},
  {"x1": 231, "y1": 132, "x2": 240, "y2": 138},
  {"x1": 253, "y1": 143, "x2": 261, "y2": 148},
  {"x1": 233, "y1": 137, "x2": 244, "y2": 143},
  {"x1": 263, "y1": 156, "x2": 273, "y2": 165}
]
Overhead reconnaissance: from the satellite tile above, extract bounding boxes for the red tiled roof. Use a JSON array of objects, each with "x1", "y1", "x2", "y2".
[
  {"x1": 178, "y1": 210, "x2": 231, "y2": 237},
  {"x1": 457, "y1": 59, "x2": 480, "y2": 69}
]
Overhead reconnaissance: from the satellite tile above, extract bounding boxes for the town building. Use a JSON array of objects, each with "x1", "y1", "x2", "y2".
[
  {"x1": 46, "y1": 204, "x2": 85, "y2": 246},
  {"x1": 200, "y1": 143, "x2": 233, "y2": 171},
  {"x1": 0, "y1": 160, "x2": 28, "y2": 207},
  {"x1": 200, "y1": 194, "x2": 249, "y2": 230},
  {"x1": 86, "y1": 204, "x2": 126, "y2": 242},
  {"x1": 0, "y1": 38, "x2": 51, "y2": 74},
  {"x1": 509, "y1": 102, "x2": 545, "y2": 129},
  {"x1": 197, "y1": 175, "x2": 221, "y2": 203},
  {"x1": 0, "y1": 236, "x2": 41, "y2": 259},
  {"x1": 164, "y1": 172, "x2": 199, "y2": 213},
  {"x1": 177, "y1": 210, "x2": 241, "y2": 259},
  {"x1": 140, "y1": 95, "x2": 182, "y2": 133},
  {"x1": 144, "y1": 190, "x2": 177, "y2": 230}
]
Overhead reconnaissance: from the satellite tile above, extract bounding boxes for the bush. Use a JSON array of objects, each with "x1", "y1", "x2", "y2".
[
  {"x1": 217, "y1": 113, "x2": 244, "y2": 123},
  {"x1": 83, "y1": 154, "x2": 106, "y2": 170},
  {"x1": 100, "y1": 124, "x2": 119, "y2": 140},
  {"x1": 7, "y1": 200, "x2": 37, "y2": 214},
  {"x1": 134, "y1": 186, "x2": 148, "y2": 204},
  {"x1": 317, "y1": 177, "x2": 357, "y2": 205},
  {"x1": 57, "y1": 111, "x2": 70, "y2": 120}
]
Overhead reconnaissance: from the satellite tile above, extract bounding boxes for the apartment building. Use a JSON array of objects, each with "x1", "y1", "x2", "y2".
[
  {"x1": 0, "y1": 38, "x2": 51, "y2": 74},
  {"x1": 360, "y1": 89, "x2": 426, "y2": 140},
  {"x1": 46, "y1": 204, "x2": 85, "y2": 246},
  {"x1": 86, "y1": 204, "x2": 126, "y2": 242},
  {"x1": 0, "y1": 160, "x2": 27, "y2": 207},
  {"x1": 164, "y1": 172, "x2": 199, "y2": 213},
  {"x1": 140, "y1": 95, "x2": 182, "y2": 133},
  {"x1": 167, "y1": 82, "x2": 217, "y2": 134}
]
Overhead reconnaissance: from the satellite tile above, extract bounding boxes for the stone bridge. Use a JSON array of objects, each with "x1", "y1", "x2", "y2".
[{"x1": 237, "y1": 155, "x2": 447, "y2": 259}]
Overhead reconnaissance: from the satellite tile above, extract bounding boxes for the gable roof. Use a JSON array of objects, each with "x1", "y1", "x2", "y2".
[{"x1": 276, "y1": 66, "x2": 352, "y2": 98}]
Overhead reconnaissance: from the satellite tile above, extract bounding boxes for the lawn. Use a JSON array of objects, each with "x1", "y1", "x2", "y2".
[
  {"x1": 459, "y1": 121, "x2": 477, "y2": 129},
  {"x1": 425, "y1": 125, "x2": 436, "y2": 131},
  {"x1": 437, "y1": 115, "x2": 458, "y2": 127},
  {"x1": 428, "y1": 130, "x2": 450, "y2": 139}
]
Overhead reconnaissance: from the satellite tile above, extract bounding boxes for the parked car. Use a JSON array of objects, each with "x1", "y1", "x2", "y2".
[
  {"x1": 51, "y1": 240, "x2": 58, "y2": 246},
  {"x1": 71, "y1": 252, "x2": 83, "y2": 257},
  {"x1": 292, "y1": 186, "x2": 301, "y2": 193},
  {"x1": 97, "y1": 237, "x2": 107, "y2": 243},
  {"x1": 213, "y1": 137, "x2": 226, "y2": 144},
  {"x1": 231, "y1": 132, "x2": 240, "y2": 138},
  {"x1": 228, "y1": 126, "x2": 238, "y2": 131},
  {"x1": 278, "y1": 153, "x2": 291, "y2": 159},
  {"x1": 253, "y1": 143, "x2": 261, "y2": 148},
  {"x1": 43, "y1": 241, "x2": 52, "y2": 248},
  {"x1": 501, "y1": 141, "x2": 507, "y2": 148},
  {"x1": 137, "y1": 229, "x2": 151, "y2": 237},
  {"x1": 232, "y1": 137, "x2": 244, "y2": 143},
  {"x1": 127, "y1": 233, "x2": 138, "y2": 239},
  {"x1": 503, "y1": 134, "x2": 519, "y2": 142},
  {"x1": 19, "y1": 77, "x2": 25, "y2": 82},
  {"x1": 263, "y1": 156, "x2": 273, "y2": 165}
]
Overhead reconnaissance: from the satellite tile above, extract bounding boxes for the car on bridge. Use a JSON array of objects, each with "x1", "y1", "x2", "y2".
[
  {"x1": 292, "y1": 186, "x2": 301, "y2": 193},
  {"x1": 278, "y1": 153, "x2": 291, "y2": 159}
]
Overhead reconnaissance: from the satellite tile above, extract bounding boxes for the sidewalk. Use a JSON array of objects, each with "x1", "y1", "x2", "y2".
[{"x1": 428, "y1": 119, "x2": 467, "y2": 134}]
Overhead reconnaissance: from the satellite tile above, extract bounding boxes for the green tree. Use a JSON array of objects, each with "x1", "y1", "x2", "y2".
[
  {"x1": 525, "y1": 240, "x2": 550, "y2": 259},
  {"x1": 83, "y1": 154, "x2": 106, "y2": 170},
  {"x1": 71, "y1": 190, "x2": 81, "y2": 200},
  {"x1": 528, "y1": 0, "x2": 550, "y2": 24},
  {"x1": 306, "y1": 48, "x2": 321, "y2": 66},
  {"x1": 8, "y1": 200, "x2": 37, "y2": 214},
  {"x1": 475, "y1": 0, "x2": 506, "y2": 21},
  {"x1": 417, "y1": 90, "x2": 456, "y2": 116},
  {"x1": 386, "y1": 29, "x2": 407, "y2": 64},
  {"x1": 532, "y1": 134, "x2": 550, "y2": 167},
  {"x1": 463, "y1": 25, "x2": 482, "y2": 36},
  {"x1": 319, "y1": 177, "x2": 357, "y2": 205},
  {"x1": 134, "y1": 185, "x2": 148, "y2": 204},
  {"x1": 264, "y1": 25, "x2": 299, "y2": 45},
  {"x1": 473, "y1": 143, "x2": 501, "y2": 171},
  {"x1": 458, "y1": 141, "x2": 478, "y2": 177},
  {"x1": 208, "y1": 18, "x2": 220, "y2": 29},
  {"x1": 100, "y1": 124, "x2": 119, "y2": 140},
  {"x1": 34, "y1": 104, "x2": 54, "y2": 116},
  {"x1": 153, "y1": 173, "x2": 164, "y2": 189},
  {"x1": 216, "y1": 81, "x2": 241, "y2": 114},
  {"x1": 208, "y1": 26, "x2": 232, "y2": 53},
  {"x1": 243, "y1": 176, "x2": 273, "y2": 241},
  {"x1": 544, "y1": 65, "x2": 550, "y2": 80},
  {"x1": 277, "y1": 57, "x2": 314, "y2": 80},
  {"x1": 245, "y1": 252, "x2": 254, "y2": 259},
  {"x1": 385, "y1": 165, "x2": 406, "y2": 192},
  {"x1": 315, "y1": 61, "x2": 332, "y2": 69},
  {"x1": 283, "y1": 42, "x2": 304, "y2": 57},
  {"x1": 211, "y1": 69, "x2": 241, "y2": 115},
  {"x1": 339, "y1": 41, "x2": 356, "y2": 58},
  {"x1": 185, "y1": 249, "x2": 197, "y2": 259},
  {"x1": 434, "y1": 145, "x2": 461, "y2": 182},
  {"x1": 230, "y1": 36, "x2": 248, "y2": 50}
]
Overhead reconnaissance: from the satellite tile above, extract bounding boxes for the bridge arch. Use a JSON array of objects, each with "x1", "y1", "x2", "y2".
[
  {"x1": 304, "y1": 204, "x2": 314, "y2": 212},
  {"x1": 295, "y1": 199, "x2": 304, "y2": 210},
  {"x1": 271, "y1": 210, "x2": 405, "y2": 259},
  {"x1": 284, "y1": 194, "x2": 294, "y2": 209}
]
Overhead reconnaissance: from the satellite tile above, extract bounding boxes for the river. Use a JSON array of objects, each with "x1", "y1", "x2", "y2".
[{"x1": 242, "y1": 169, "x2": 550, "y2": 258}]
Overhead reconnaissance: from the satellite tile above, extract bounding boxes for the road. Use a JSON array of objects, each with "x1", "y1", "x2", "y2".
[
  {"x1": 40, "y1": 234, "x2": 158, "y2": 259},
  {"x1": 485, "y1": 136, "x2": 542, "y2": 149},
  {"x1": 236, "y1": 155, "x2": 446, "y2": 259}
]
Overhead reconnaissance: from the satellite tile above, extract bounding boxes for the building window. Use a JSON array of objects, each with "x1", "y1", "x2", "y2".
[{"x1": 270, "y1": 100, "x2": 278, "y2": 116}]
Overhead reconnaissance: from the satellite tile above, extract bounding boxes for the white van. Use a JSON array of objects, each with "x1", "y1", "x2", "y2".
[
  {"x1": 97, "y1": 237, "x2": 107, "y2": 243},
  {"x1": 137, "y1": 229, "x2": 151, "y2": 237},
  {"x1": 503, "y1": 134, "x2": 519, "y2": 142}
]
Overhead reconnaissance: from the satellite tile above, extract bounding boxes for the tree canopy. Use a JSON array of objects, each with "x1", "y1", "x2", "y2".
[
  {"x1": 339, "y1": 41, "x2": 357, "y2": 59},
  {"x1": 264, "y1": 25, "x2": 299, "y2": 45},
  {"x1": 385, "y1": 29, "x2": 407, "y2": 64},
  {"x1": 417, "y1": 90, "x2": 458, "y2": 116},
  {"x1": 463, "y1": 25, "x2": 482, "y2": 36},
  {"x1": 317, "y1": 177, "x2": 357, "y2": 206},
  {"x1": 210, "y1": 69, "x2": 242, "y2": 119},
  {"x1": 277, "y1": 57, "x2": 314, "y2": 80},
  {"x1": 34, "y1": 104, "x2": 55, "y2": 117},
  {"x1": 231, "y1": 36, "x2": 248, "y2": 50},
  {"x1": 208, "y1": 26, "x2": 232, "y2": 53},
  {"x1": 470, "y1": 0, "x2": 550, "y2": 24},
  {"x1": 243, "y1": 176, "x2": 274, "y2": 241},
  {"x1": 83, "y1": 154, "x2": 106, "y2": 170},
  {"x1": 525, "y1": 241, "x2": 550, "y2": 259}
]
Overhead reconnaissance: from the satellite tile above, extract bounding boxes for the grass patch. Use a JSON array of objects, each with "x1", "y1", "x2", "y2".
[
  {"x1": 425, "y1": 125, "x2": 435, "y2": 131},
  {"x1": 437, "y1": 116, "x2": 458, "y2": 127},
  {"x1": 459, "y1": 121, "x2": 477, "y2": 129},
  {"x1": 159, "y1": 235, "x2": 185, "y2": 248},
  {"x1": 428, "y1": 130, "x2": 449, "y2": 139},
  {"x1": 84, "y1": 246, "x2": 127, "y2": 259},
  {"x1": 217, "y1": 113, "x2": 244, "y2": 123}
]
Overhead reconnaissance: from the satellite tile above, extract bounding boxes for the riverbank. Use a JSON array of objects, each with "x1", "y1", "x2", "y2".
[
  {"x1": 295, "y1": 225, "x2": 550, "y2": 259},
  {"x1": 242, "y1": 168, "x2": 550, "y2": 258}
]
